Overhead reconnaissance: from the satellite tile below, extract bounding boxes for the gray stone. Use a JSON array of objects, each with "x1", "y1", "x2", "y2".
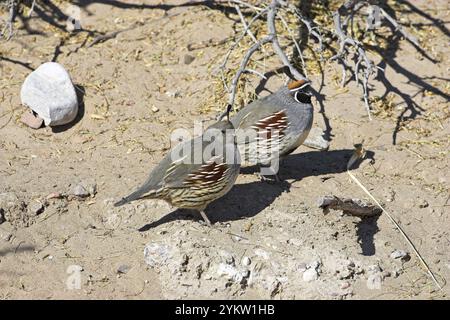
[
  {"x1": 117, "y1": 264, "x2": 131, "y2": 274},
  {"x1": 28, "y1": 201, "x2": 44, "y2": 216},
  {"x1": 303, "y1": 127, "x2": 330, "y2": 151},
  {"x1": 21, "y1": 62, "x2": 78, "y2": 126},
  {"x1": 72, "y1": 184, "x2": 89, "y2": 197},
  {"x1": 183, "y1": 54, "x2": 195, "y2": 65}
]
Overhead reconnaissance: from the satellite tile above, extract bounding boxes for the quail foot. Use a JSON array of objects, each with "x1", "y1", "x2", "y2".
[
  {"x1": 230, "y1": 79, "x2": 313, "y2": 180},
  {"x1": 114, "y1": 118, "x2": 241, "y2": 227}
]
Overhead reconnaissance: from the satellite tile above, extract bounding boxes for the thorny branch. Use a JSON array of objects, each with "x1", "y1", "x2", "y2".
[
  {"x1": 331, "y1": 0, "x2": 378, "y2": 120},
  {"x1": 1, "y1": 0, "x2": 429, "y2": 121},
  {"x1": 1, "y1": 0, "x2": 16, "y2": 40},
  {"x1": 218, "y1": 0, "x2": 311, "y2": 120},
  {"x1": 217, "y1": 0, "x2": 426, "y2": 121}
]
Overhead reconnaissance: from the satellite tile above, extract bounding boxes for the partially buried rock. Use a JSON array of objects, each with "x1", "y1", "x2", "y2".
[
  {"x1": 183, "y1": 54, "x2": 195, "y2": 65},
  {"x1": 20, "y1": 110, "x2": 44, "y2": 129},
  {"x1": 28, "y1": 201, "x2": 44, "y2": 216},
  {"x1": 303, "y1": 127, "x2": 330, "y2": 151},
  {"x1": 71, "y1": 181, "x2": 96, "y2": 198},
  {"x1": 117, "y1": 264, "x2": 131, "y2": 274},
  {"x1": 144, "y1": 242, "x2": 173, "y2": 268},
  {"x1": 21, "y1": 62, "x2": 78, "y2": 127},
  {"x1": 303, "y1": 268, "x2": 319, "y2": 282},
  {"x1": 72, "y1": 184, "x2": 90, "y2": 198}
]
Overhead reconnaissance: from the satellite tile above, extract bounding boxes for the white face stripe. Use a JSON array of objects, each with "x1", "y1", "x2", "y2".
[{"x1": 289, "y1": 82, "x2": 310, "y2": 92}]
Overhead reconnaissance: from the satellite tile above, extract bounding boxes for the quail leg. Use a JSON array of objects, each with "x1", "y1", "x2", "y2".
[{"x1": 199, "y1": 210, "x2": 213, "y2": 227}]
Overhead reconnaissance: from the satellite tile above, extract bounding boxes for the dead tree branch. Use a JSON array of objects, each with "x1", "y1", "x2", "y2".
[
  {"x1": 1, "y1": 0, "x2": 16, "y2": 40},
  {"x1": 318, "y1": 195, "x2": 382, "y2": 217},
  {"x1": 218, "y1": 0, "x2": 309, "y2": 120},
  {"x1": 331, "y1": 0, "x2": 377, "y2": 120}
]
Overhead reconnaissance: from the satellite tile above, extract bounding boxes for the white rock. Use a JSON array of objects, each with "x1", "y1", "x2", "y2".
[
  {"x1": 254, "y1": 248, "x2": 270, "y2": 260},
  {"x1": 219, "y1": 250, "x2": 235, "y2": 265},
  {"x1": 367, "y1": 273, "x2": 383, "y2": 289},
  {"x1": 21, "y1": 62, "x2": 78, "y2": 126},
  {"x1": 144, "y1": 242, "x2": 173, "y2": 268},
  {"x1": 241, "y1": 256, "x2": 251, "y2": 266},
  {"x1": 303, "y1": 268, "x2": 319, "y2": 282},
  {"x1": 217, "y1": 263, "x2": 248, "y2": 283}
]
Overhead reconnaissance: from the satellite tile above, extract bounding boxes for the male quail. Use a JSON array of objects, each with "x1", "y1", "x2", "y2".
[
  {"x1": 231, "y1": 79, "x2": 313, "y2": 177},
  {"x1": 114, "y1": 119, "x2": 240, "y2": 227}
]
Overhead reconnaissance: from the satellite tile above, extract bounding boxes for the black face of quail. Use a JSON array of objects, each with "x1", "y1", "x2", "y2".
[{"x1": 287, "y1": 79, "x2": 313, "y2": 104}]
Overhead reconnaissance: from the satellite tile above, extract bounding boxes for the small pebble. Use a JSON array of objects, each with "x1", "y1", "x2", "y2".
[
  {"x1": 183, "y1": 54, "x2": 195, "y2": 65},
  {"x1": 72, "y1": 184, "x2": 90, "y2": 197},
  {"x1": 28, "y1": 201, "x2": 44, "y2": 216},
  {"x1": 46, "y1": 192, "x2": 63, "y2": 200},
  {"x1": 418, "y1": 199, "x2": 429, "y2": 208},
  {"x1": 303, "y1": 268, "x2": 319, "y2": 282},
  {"x1": 241, "y1": 256, "x2": 251, "y2": 266},
  {"x1": 117, "y1": 264, "x2": 131, "y2": 274},
  {"x1": 297, "y1": 263, "x2": 307, "y2": 272},
  {"x1": 165, "y1": 90, "x2": 180, "y2": 98},
  {"x1": 341, "y1": 282, "x2": 351, "y2": 289},
  {"x1": 390, "y1": 250, "x2": 410, "y2": 261}
]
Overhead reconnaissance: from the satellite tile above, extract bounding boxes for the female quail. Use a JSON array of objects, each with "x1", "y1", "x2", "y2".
[
  {"x1": 114, "y1": 120, "x2": 241, "y2": 227},
  {"x1": 231, "y1": 79, "x2": 313, "y2": 176}
]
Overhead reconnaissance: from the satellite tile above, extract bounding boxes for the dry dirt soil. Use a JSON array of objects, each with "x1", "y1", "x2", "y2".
[{"x1": 0, "y1": 0, "x2": 449, "y2": 299}]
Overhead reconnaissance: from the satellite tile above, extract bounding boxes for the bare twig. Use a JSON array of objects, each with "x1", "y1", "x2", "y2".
[
  {"x1": 318, "y1": 195, "x2": 382, "y2": 217},
  {"x1": 218, "y1": 35, "x2": 273, "y2": 120},
  {"x1": 234, "y1": 4, "x2": 259, "y2": 45},
  {"x1": 267, "y1": 0, "x2": 307, "y2": 82},
  {"x1": 218, "y1": 0, "x2": 309, "y2": 119},
  {"x1": 331, "y1": 0, "x2": 376, "y2": 120},
  {"x1": 287, "y1": 4, "x2": 324, "y2": 54},
  {"x1": 277, "y1": 11, "x2": 308, "y2": 78},
  {"x1": 379, "y1": 7, "x2": 420, "y2": 47},
  {"x1": 2, "y1": 0, "x2": 16, "y2": 40},
  {"x1": 217, "y1": 7, "x2": 268, "y2": 88},
  {"x1": 28, "y1": 0, "x2": 36, "y2": 17}
]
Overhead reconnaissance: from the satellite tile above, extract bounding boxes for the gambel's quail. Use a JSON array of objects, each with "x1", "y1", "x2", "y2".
[
  {"x1": 231, "y1": 79, "x2": 313, "y2": 177},
  {"x1": 114, "y1": 119, "x2": 241, "y2": 227}
]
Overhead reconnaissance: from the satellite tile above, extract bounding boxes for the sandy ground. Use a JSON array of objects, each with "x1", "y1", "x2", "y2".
[{"x1": 0, "y1": 0, "x2": 449, "y2": 299}]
